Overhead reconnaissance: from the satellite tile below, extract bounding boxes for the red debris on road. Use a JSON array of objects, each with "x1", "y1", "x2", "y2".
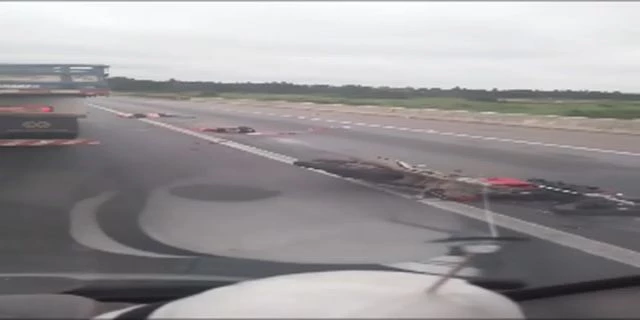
[
  {"x1": 0, "y1": 139, "x2": 100, "y2": 147},
  {"x1": 197, "y1": 126, "x2": 328, "y2": 136},
  {"x1": 480, "y1": 177, "x2": 533, "y2": 188}
]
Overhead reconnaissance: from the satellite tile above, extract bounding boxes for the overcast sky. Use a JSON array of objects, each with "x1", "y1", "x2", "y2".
[{"x1": 2, "y1": 2, "x2": 639, "y2": 91}]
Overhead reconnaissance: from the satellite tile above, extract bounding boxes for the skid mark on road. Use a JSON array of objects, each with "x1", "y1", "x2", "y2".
[
  {"x1": 69, "y1": 192, "x2": 190, "y2": 258},
  {"x1": 91, "y1": 103, "x2": 640, "y2": 269},
  {"x1": 211, "y1": 107, "x2": 640, "y2": 157}
]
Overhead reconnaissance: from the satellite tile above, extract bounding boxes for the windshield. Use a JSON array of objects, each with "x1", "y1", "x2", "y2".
[{"x1": 0, "y1": 1, "x2": 639, "y2": 294}]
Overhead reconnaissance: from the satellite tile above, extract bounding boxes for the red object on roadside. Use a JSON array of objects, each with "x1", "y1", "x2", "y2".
[{"x1": 482, "y1": 177, "x2": 533, "y2": 187}]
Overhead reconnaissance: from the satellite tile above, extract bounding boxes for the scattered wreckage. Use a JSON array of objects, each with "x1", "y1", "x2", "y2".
[
  {"x1": 198, "y1": 126, "x2": 257, "y2": 134},
  {"x1": 119, "y1": 112, "x2": 195, "y2": 119},
  {"x1": 197, "y1": 126, "x2": 327, "y2": 136},
  {"x1": 293, "y1": 157, "x2": 639, "y2": 216}
]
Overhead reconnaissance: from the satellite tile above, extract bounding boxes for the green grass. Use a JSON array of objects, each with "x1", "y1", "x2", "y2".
[
  {"x1": 217, "y1": 93, "x2": 640, "y2": 119},
  {"x1": 115, "y1": 91, "x2": 640, "y2": 119},
  {"x1": 116, "y1": 92, "x2": 192, "y2": 100}
]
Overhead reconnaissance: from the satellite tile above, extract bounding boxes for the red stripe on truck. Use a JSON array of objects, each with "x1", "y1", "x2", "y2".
[
  {"x1": 0, "y1": 89, "x2": 110, "y2": 96},
  {"x1": 0, "y1": 139, "x2": 100, "y2": 147},
  {"x1": 0, "y1": 105, "x2": 54, "y2": 113}
]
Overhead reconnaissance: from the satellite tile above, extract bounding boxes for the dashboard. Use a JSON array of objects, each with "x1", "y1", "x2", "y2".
[{"x1": 0, "y1": 277, "x2": 637, "y2": 319}]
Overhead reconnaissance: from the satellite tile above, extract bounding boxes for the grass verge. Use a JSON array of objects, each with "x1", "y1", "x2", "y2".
[{"x1": 115, "y1": 92, "x2": 640, "y2": 119}]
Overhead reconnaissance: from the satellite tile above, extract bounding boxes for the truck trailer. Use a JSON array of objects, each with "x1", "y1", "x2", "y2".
[{"x1": 0, "y1": 64, "x2": 110, "y2": 139}]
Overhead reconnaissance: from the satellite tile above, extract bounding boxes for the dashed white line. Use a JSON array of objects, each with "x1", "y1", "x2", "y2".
[
  {"x1": 90, "y1": 103, "x2": 640, "y2": 269},
  {"x1": 223, "y1": 108, "x2": 639, "y2": 157}
]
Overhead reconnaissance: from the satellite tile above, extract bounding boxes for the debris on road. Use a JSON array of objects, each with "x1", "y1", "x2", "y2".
[
  {"x1": 550, "y1": 198, "x2": 638, "y2": 216},
  {"x1": 198, "y1": 126, "x2": 257, "y2": 134},
  {"x1": 0, "y1": 139, "x2": 100, "y2": 147},
  {"x1": 245, "y1": 127, "x2": 328, "y2": 136},
  {"x1": 197, "y1": 126, "x2": 328, "y2": 136},
  {"x1": 119, "y1": 112, "x2": 195, "y2": 119},
  {"x1": 293, "y1": 156, "x2": 639, "y2": 215}
]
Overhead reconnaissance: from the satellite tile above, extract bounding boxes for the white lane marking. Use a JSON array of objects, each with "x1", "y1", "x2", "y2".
[
  {"x1": 282, "y1": 114, "x2": 292, "y2": 118},
  {"x1": 342, "y1": 125, "x2": 352, "y2": 129},
  {"x1": 69, "y1": 192, "x2": 190, "y2": 258},
  {"x1": 138, "y1": 117, "x2": 298, "y2": 164},
  {"x1": 297, "y1": 116, "x2": 307, "y2": 119},
  {"x1": 383, "y1": 125, "x2": 396, "y2": 129},
  {"x1": 92, "y1": 104, "x2": 640, "y2": 268},
  {"x1": 420, "y1": 199, "x2": 640, "y2": 268},
  {"x1": 252, "y1": 111, "x2": 262, "y2": 114},
  {"x1": 325, "y1": 119, "x2": 337, "y2": 123},
  {"x1": 222, "y1": 109, "x2": 638, "y2": 157},
  {"x1": 341, "y1": 121, "x2": 352, "y2": 124}
]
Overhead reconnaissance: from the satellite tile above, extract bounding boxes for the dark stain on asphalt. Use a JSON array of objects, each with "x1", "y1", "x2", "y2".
[
  {"x1": 96, "y1": 187, "x2": 199, "y2": 257},
  {"x1": 169, "y1": 184, "x2": 280, "y2": 202}
]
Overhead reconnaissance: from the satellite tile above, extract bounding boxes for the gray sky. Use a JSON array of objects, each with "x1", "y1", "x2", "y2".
[{"x1": 2, "y1": 2, "x2": 639, "y2": 91}]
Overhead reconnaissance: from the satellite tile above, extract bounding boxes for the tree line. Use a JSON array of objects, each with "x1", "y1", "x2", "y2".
[{"x1": 107, "y1": 77, "x2": 640, "y2": 101}]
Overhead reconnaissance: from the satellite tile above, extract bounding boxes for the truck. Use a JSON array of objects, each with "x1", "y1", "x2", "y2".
[{"x1": 0, "y1": 64, "x2": 110, "y2": 139}]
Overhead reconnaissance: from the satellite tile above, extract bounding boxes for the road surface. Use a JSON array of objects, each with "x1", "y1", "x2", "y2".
[{"x1": 0, "y1": 95, "x2": 638, "y2": 290}]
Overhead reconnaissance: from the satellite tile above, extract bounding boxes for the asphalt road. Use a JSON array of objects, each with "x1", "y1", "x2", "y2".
[{"x1": 0, "y1": 95, "x2": 638, "y2": 291}]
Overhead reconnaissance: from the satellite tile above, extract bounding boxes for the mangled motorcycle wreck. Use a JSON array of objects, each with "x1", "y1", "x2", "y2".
[{"x1": 293, "y1": 157, "x2": 639, "y2": 216}]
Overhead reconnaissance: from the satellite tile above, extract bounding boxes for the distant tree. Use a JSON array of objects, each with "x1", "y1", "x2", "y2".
[{"x1": 106, "y1": 77, "x2": 640, "y2": 101}]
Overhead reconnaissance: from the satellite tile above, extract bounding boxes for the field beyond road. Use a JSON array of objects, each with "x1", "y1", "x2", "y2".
[
  {"x1": 218, "y1": 93, "x2": 640, "y2": 119},
  {"x1": 117, "y1": 91, "x2": 640, "y2": 120}
]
